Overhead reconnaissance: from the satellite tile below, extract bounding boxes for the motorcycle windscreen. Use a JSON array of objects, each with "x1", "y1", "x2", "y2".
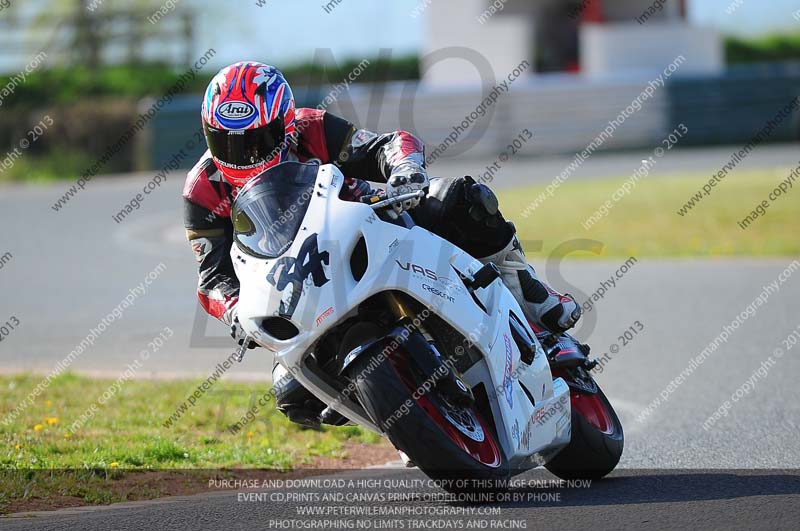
[{"x1": 231, "y1": 161, "x2": 319, "y2": 259}]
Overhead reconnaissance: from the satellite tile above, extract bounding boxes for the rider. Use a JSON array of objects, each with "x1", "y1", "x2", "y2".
[{"x1": 183, "y1": 62, "x2": 581, "y2": 427}]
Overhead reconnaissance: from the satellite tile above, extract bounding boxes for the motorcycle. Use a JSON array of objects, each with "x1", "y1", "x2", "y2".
[{"x1": 231, "y1": 161, "x2": 623, "y2": 488}]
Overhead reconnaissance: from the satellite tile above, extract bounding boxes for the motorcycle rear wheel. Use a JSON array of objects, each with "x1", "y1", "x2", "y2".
[{"x1": 544, "y1": 382, "x2": 623, "y2": 480}]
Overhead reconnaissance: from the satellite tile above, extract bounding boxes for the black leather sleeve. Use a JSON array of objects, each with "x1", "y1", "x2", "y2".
[
  {"x1": 323, "y1": 112, "x2": 426, "y2": 184},
  {"x1": 183, "y1": 197, "x2": 240, "y2": 324}
]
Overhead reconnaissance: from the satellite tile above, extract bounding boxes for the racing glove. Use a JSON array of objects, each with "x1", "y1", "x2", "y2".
[
  {"x1": 387, "y1": 165, "x2": 429, "y2": 215},
  {"x1": 230, "y1": 313, "x2": 257, "y2": 350}
]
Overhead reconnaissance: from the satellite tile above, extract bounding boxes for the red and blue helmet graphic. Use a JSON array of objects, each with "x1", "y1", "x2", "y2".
[{"x1": 202, "y1": 62, "x2": 296, "y2": 186}]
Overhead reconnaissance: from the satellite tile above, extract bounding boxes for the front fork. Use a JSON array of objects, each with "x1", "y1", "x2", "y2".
[{"x1": 380, "y1": 292, "x2": 475, "y2": 407}]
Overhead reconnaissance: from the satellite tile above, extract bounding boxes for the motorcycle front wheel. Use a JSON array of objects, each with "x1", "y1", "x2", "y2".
[{"x1": 344, "y1": 324, "x2": 510, "y2": 491}]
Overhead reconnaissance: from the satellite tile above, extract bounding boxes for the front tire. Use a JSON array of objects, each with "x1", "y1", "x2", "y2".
[{"x1": 343, "y1": 325, "x2": 509, "y2": 490}]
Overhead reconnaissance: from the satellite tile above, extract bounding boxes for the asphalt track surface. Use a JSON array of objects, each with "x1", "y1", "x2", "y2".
[
  {"x1": 1, "y1": 142, "x2": 797, "y2": 377},
  {"x1": 2, "y1": 467, "x2": 799, "y2": 530},
  {"x1": 1, "y1": 144, "x2": 799, "y2": 529}
]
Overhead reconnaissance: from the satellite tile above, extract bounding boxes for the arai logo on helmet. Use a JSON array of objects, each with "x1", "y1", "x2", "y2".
[
  {"x1": 218, "y1": 101, "x2": 255, "y2": 119},
  {"x1": 216, "y1": 101, "x2": 257, "y2": 128}
]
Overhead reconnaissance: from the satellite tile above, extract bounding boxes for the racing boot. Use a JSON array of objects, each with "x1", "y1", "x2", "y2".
[
  {"x1": 272, "y1": 362, "x2": 325, "y2": 430},
  {"x1": 479, "y1": 233, "x2": 581, "y2": 335}
]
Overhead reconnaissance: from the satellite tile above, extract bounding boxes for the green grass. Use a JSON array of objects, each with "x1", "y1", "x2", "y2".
[
  {"x1": 0, "y1": 148, "x2": 95, "y2": 183},
  {"x1": 0, "y1": 373, "x2": 382, "y2": 512},
  {"x1": 498, "y1": 166, "x2": 800, "y2": 258}
]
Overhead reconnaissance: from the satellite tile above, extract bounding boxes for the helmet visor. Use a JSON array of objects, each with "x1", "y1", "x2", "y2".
[
  {"x1": 204, "y1": 117, "x2": 286, "y2": 170},
  {"x1": 231, "y1": 161, "x2": 319, "y2": 259}
]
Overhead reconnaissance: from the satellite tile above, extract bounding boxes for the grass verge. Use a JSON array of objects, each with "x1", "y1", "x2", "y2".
[
  {"x1": 497, "y1": 167, "x2": 800, "y2": 258},
  {"x1": 0, "y1": 373, "x2": 388, "y2": 514}
]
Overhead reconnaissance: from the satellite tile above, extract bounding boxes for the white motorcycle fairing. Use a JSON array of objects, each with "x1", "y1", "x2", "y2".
[{"x1": 232, "y1": 162, "x2": 571, "y2": 469}]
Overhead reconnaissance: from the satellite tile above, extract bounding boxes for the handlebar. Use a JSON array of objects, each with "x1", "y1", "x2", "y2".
[{"x1": 368, "y1": 190, "x2": 426, "y2": 211}]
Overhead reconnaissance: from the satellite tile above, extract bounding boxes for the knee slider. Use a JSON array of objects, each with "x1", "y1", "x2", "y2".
[
  {"x1": 464, "y1": 176, "x2": 500, "y2": 225},
  {"x1": 412, "y1": 176, "x2": 513, "y2": 257}
]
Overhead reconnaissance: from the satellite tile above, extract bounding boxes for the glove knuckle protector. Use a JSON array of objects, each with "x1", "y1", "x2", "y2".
[{"x1": 411, "y1": 176, "x2": 514, "y2": 258}]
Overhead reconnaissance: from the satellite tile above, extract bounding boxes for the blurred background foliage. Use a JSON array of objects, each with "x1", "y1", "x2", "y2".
[
  {"x1": 726, "y1": 33, "x2": 800, "y2": 64},
  {"x1": 0, "y1": 53, "x2": 420, "y2": 181},
  {"x1": 3, "y1": 34, "x2": 800, "y2": 109},
  {"x1": 0, "y1": 0, "x2": 798, "y2": 182},
  {"x1": 0, "y1": 56, "x2": 422, "y2": 109}
]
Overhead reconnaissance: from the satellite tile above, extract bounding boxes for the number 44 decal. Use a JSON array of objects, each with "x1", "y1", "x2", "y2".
[{"x1": 266, "y1": 233, "x2": 330, "y2": 317}]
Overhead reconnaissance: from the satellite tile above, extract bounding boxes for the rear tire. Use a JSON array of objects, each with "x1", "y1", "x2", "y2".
[
  {"x1": 545, "y1": 385, "x2": 623, "y2": 480},
  {"x1": 343, "y1": 324, "x2": 509, "y2": 490}
]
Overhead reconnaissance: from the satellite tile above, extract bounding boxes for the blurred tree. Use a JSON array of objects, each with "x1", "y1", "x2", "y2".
[
  {"x1": 22, "y1": 0, "x2": 193, "y2": 71},
  {"x1": 72, "y1": 0, "x2": 103, "y2": 69},
  {"x1": 726, "y1": 34, "x2": 800, "y2": 64}
]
